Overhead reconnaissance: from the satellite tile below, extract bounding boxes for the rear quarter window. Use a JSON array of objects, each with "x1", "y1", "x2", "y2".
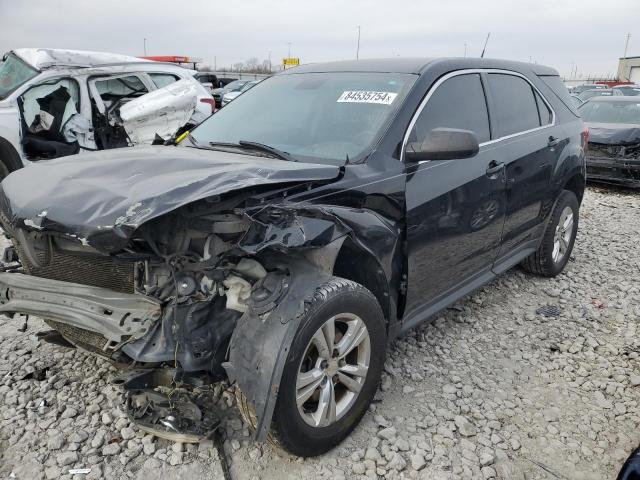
[
  {"x1": 149, "y1": 73, "x2": 179, "y2": 89},
  {"x1": 539, "y1": 75, "x2": 580, "y2": 117}
]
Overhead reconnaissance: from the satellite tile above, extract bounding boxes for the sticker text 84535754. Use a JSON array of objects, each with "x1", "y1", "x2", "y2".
[{"x1": 337, "y1": 91, "x2": 398, "y2": 105}]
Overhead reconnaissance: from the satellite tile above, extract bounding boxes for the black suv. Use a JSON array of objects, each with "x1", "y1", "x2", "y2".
[{"x1": 0, "y1": 58, "x2": 586, "y2": 457}]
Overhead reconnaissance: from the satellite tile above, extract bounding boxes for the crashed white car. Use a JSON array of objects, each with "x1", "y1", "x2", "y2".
[{"x1": 0, "y1": 48, "x2": 215, "y2": 178}]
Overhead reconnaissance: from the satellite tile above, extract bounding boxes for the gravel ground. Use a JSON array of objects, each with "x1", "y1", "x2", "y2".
[{"x1": 1, "y1": 185, "x2": 639, "y2": 480}]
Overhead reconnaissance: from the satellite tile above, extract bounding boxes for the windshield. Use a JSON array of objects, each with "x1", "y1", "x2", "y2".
[
  {"x1": 579, "y1": 101, "x2": 640, "y2": 124},
  {"x1": 189, "y1": 72, "x2": 415, "y2": 165},
  {"x1": 0, "y1": 53, "x2": 39, "y2": 100}
]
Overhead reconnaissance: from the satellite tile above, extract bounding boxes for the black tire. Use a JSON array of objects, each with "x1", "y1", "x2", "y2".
[
  {"x1": 521, "y1": 190, "x2": 579, "y2": 277},
  {"x1": 238, "y1": 277, "x2": 386, "y2": 457},
  {"x1": 0, "y1": 140, "x2": 23, "y2": 182}
]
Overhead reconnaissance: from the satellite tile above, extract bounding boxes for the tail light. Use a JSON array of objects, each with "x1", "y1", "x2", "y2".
[
  {"x1": 199, "y1": 98, "x2": 216, "y2": 113},
  {"x1": 581, "y1": 126, "x2": 589, "y2": 151}
]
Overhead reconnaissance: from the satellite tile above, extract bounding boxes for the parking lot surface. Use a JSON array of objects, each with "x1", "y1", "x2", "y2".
[{"x1": 1, "y1": 186, "x2": 639, "y2": 480}]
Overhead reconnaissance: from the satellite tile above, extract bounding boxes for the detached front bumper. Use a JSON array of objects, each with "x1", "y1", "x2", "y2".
[
  {"x1": 586, "y1": 155, "x2": 640, "y2": 188},
  {"x1": 0, "y1": 272, "x2": 161, "y2": 349}
]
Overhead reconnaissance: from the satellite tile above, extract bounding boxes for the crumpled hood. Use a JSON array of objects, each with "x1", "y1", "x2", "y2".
[
  {"x1": 586, "y1": 122, "x2": 640, "y2": 145},
  {"x1": 0, "y1": 146, "x2": 341, "y2": 253}
]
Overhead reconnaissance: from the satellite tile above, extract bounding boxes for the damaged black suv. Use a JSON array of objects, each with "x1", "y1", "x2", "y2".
[{"x1": 0, "y1": 58, "x2": 586, "y2": 456}]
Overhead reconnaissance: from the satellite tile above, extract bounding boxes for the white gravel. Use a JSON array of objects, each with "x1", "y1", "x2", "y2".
[{"x1": 1, "y1": 186, "x2": 639, "y2": 480}]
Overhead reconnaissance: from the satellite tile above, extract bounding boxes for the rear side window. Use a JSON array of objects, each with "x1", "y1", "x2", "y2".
[
  {"x1": 149, "y1": 73, "x2": 179, "y2": 89},
  {"x1": 488, "y1": 74, "x2": 540, "y2": 137},
  {"x1": 411, "y1": 73, "x2": 490, "y2": 143},
  {"x1": 95, "y1": 75, "x2": 148, "y2": 100}
]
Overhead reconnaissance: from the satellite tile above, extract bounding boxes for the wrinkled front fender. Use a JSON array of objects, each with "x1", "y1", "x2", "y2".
[{"x1": 223, "y1": 255, "x2": 330, "y2": 441}]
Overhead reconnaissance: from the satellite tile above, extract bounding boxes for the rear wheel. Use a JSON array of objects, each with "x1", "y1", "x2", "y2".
[
  {"x1": 237, "y1": 277, "x2": 386, "y2": 457},
  {"x1": 522, "y1": 190, "x2": 579, "y2": 277}
]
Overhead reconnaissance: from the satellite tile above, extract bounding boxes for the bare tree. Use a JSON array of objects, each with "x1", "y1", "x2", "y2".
[
  {"x1": 232, "y1": 62, "x2": 244, "y2": 72},
  {"x1": 245, "y1": 57, "x2": 259, "y2": 71}
]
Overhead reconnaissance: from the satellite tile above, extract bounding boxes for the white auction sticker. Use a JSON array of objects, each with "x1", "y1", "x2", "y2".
[{"x1": 337, "y1": 91, "x2": 398, "y2": 105}]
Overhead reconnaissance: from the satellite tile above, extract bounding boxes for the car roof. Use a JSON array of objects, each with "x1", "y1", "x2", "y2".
[
  {"x1": 11, "y1": 48, "x2": 153, "y2": 70},
  {"x1": 280, "y1": 57, "x2": 558, "y2": 76},
  {"x1": 588, "y1": 96, "x2": 640, "y2": 103}
]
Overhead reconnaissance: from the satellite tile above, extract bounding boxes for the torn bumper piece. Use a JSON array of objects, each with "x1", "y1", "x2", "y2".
[
  {"x1": 112, "y1": 369, "x2": 222, "y2": 443},
  {"x1": 0, "y1": 272, "x2": 161, "y2": 347},
  {"x1": 586, "y1": 155, "x2": 640, "y2": 187}
]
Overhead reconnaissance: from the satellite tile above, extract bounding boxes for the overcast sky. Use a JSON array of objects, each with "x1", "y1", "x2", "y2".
[{"x1": 1, "y1": 0, "x2": 638, "y2": 78}]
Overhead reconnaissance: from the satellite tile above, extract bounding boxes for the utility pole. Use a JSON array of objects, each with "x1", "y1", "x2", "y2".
[
  {"x1": 622, "y1": 33, "x2": 631, "y2": 81},
  {"x1": 287, "y1": 42, "x2": 292, "y2": 59},
  {"x1": 480, "y1": 32, "x2": 490, "y2": 58},
  {"x1": 214, "y1": 56, "x2": 217, "y2": 70},
  {"x1": 623, "y1": 33, "x2": 631, "y2": 60},
  {"x1": 143, "y1": 38, "x2": 147, "y2": 56},
  {"x1": 464, "y1": 43, "x2": 467, "y2": 58},
  {"x1": 268, "y1": 50, "x2": 272, "y2": 72},
  {"x1": 356, "y1": 26, "x2": 361, "y2": 60}
]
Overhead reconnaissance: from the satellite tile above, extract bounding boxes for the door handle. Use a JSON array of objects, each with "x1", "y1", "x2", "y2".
[
  {"x1": 547, "y1": 135, "x2": 560, "y2": 147},
  {"x1": 485, "y1": 160, "x2": 504, "y2": 176}
]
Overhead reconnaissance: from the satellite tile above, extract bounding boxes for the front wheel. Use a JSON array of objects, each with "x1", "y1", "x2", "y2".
[
  {"x1": 522, "y1": 190, "x2": 579, "y2": 276},
  {"x1": 251, "y1": 277, "x2": 386, "y2": 457}
]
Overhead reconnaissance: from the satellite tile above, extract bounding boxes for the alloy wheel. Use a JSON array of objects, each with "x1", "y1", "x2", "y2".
[
  {"x1": 552, "y1": 206, "x2": 574, "y2": 263},
  {"x1": 295, "y1": 313, "x2": 371, "y2": 428}
]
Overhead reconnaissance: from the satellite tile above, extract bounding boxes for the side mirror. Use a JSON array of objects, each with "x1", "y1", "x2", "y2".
[{"x1": 405, "y1": 128, "x2": 480, "y2": 162}]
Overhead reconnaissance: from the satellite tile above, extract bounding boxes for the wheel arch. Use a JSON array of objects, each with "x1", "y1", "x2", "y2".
[
  {"x1": 563, "y1": 172, "x2": 585, "y2": 204},
  {"x1": 0, "y1": 136, "x2": 24, "y2": 174},
  {"x1": 331, "y1": 236, "x2": 391, "y2": 325}
]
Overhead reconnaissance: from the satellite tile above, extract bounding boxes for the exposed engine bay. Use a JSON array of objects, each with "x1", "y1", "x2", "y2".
[{"x1": 0, "y1": 144, "x2": 400, "y2": 444}]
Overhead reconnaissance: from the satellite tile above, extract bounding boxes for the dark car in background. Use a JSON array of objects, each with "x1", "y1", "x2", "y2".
[
  {"x1": 0, "y1": 58, "x2": 585, "y2": 456},
  {"x1": 571, "y1": 83, "x2": 609, "y2": 95},
  {"x1": 194, "y1": 72, "x2": 219, "y2": 92},
  {"x1": 579, "y1": 96, "x2": 640, "y2": 187},
  {"x1": 577, "y1": 88, "x2": 621, "y2": 102}
]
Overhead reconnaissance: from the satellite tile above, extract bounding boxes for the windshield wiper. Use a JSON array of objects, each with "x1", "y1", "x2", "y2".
[
  {"x1": 205, "y1": 140, "x2": 296, "y2": 162},
  {"x1": 238, "y1": 141, "x2": 296, "y2": 162}
]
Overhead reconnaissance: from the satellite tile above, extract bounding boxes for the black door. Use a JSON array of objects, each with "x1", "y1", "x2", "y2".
[
  {"x1": 404, "y1": 73, "x2": 506, "y2": 319},
  {"x1": 485, "y1": 73, "x2": 564, "y2": 260}
]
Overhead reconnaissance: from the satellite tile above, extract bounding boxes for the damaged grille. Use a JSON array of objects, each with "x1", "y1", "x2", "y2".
[
  {"x1": 44, "y1": 319, "x2": 111, "y2": 357},
  {"x1": 19, "y1": 247, "x2": 135, "y2": 294},
  {"x1": 588, "y1": 143, "x2": 640, "y2": 160},
  {"x1": 0, "y1": 196, "x2": 135, "y2": 294}
]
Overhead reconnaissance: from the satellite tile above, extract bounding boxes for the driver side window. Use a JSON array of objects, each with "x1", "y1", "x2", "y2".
[{"x1": 411, "y1": 73, "x2": 491, "y2": 144}]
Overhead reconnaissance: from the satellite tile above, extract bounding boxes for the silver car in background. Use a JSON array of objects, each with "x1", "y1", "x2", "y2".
[{"x1": 221, "y1": 80, "x2": 261, "y2": 106}]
